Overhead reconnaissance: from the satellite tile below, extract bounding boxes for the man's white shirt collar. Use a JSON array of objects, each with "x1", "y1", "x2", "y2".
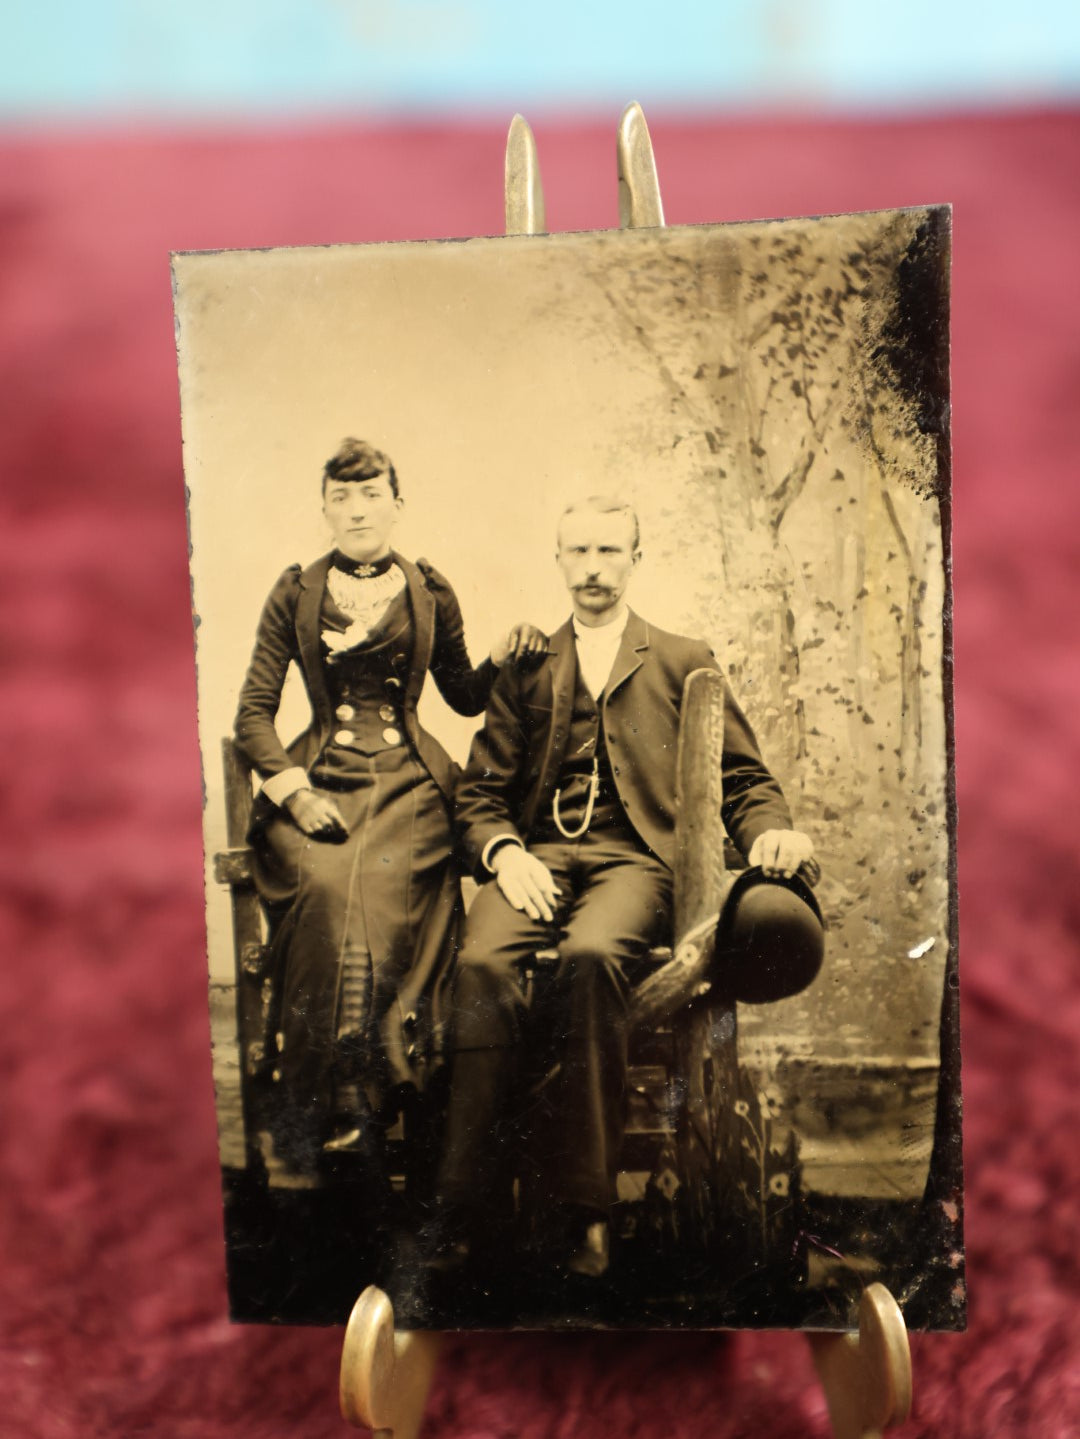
[{"x1": 572, "y1": 606, "x2": 630, "y2": 699}]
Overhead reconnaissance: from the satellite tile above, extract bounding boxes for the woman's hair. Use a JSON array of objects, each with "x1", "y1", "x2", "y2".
[{"x1": 322, "y1": 438, "x2": 400, "y2": 499}]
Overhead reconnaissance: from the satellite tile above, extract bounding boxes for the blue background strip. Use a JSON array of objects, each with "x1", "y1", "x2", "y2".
[{"x1": 4, "y1": 0, "x2": 1080, "y2": 121}]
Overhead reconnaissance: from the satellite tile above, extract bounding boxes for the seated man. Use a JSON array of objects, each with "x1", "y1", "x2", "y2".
[{"x1": 434, "y1": 495, "x2": 822, "y2": 1277}]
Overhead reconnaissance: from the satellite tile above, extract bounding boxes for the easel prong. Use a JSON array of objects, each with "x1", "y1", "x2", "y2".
[
  {"x1": 505, "y1": 113, "x2": 547, "y2": 235},
  {"x1": 617, "y1": 101, "x2": 665, "y2": 229}
]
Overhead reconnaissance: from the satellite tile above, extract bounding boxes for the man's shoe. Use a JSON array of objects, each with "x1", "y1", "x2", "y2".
[{"x1": 566, "y1": 1219, "x2": 610, "y2": 1279}]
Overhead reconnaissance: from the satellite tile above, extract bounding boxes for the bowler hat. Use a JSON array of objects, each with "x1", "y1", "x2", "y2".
[{"x1": 713, "y1": 866, "x2": 825, "y2": 1005}]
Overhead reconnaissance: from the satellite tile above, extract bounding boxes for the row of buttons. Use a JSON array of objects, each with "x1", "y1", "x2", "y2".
[
  {"x1": 336, "y1": 702, "x2": 398, "y2": 724},
  {"x1": 334, "y1": 727, "x2": 403, "y2": 746},
  {"x1": 334, "y1": 702, "x2": 402, "y2": 748}
]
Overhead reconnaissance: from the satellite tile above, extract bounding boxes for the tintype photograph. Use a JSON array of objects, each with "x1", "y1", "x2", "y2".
[{"x1": 173, "y1": 205, "x2": 959, "y2": 1332}]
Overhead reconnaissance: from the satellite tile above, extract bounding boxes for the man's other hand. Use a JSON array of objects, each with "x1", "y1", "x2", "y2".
[
  {"x1": 491, "y1": 623, "x2": 548, "y2": 670},
  {"x1": 285, "y1": 789, "x2": 348, "y2": 841},
  {"x1": 491, "y1": 845, "x2": 561, "y2": 922},
  {"x1": 749, "y1": 829, "x2": 816, "y2": 880}
]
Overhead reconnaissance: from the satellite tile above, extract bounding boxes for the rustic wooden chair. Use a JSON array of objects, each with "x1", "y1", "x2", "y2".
[{"x1": 213, "y1": 740, "x2": 273, "y2": 1171}]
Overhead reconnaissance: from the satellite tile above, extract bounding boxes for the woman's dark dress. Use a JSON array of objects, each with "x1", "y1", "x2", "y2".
[{"x1": 234, "y1": 551, "x2": 495, "y2": 1175}]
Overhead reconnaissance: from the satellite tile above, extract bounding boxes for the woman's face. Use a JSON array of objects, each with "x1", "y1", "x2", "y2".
[{"x1": 323, "y1": 475, "x2": 402, "y2": 562}]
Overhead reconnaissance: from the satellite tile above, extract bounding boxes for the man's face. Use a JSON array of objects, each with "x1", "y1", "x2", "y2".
[
  {"x1": 556, "y1": 508, "x2": 640, "y2": 622},
  {"x1": 323, "y1": 475, "x2": 402, "y2": 562}
]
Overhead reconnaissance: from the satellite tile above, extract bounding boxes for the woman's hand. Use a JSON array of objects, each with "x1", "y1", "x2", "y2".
[
  {"x1": 284, "y1": 789, "x2": 348, "y2": 841},
  {"x1": 491, "y1": 623, "x2": 548, "y2": 670}
]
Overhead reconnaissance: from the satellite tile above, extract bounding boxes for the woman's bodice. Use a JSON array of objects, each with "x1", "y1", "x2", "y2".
[{"x1": 310, "y1": 578, "x2": 416, "y2": 784}]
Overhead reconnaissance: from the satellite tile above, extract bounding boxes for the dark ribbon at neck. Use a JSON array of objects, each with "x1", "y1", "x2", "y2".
[{"x1": 331, "y1": 550, "x2": 396, "y2": 579}]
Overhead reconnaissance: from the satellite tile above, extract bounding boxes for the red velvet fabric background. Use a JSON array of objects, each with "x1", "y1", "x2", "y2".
[{"x1": 1, "y1": 109, "x2": 1077, "y2": 1436}]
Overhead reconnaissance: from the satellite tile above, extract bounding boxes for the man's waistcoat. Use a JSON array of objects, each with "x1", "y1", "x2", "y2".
[{"x1": 529, "y1": 659, "x2": 636, "y2": 841}]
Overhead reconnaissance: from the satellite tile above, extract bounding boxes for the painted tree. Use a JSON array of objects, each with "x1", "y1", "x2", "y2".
[
  {"x1": 556, "y1": 212, "x2": 952, "y2": 1236},
  {"x1": 571, "y1": 211, "x2": 947, "y2": 804}
]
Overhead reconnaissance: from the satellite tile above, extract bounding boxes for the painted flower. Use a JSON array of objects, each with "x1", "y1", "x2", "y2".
[
  {"x1": 768, "y1": 1172, "x2": 790, "y2": 1198},
  {"x1": 733, "y1": 1099, "x2": 751, "y2": 1118},
  {"x1": 654, "y1": 1167, "x2": 681, "y2": 1201}
]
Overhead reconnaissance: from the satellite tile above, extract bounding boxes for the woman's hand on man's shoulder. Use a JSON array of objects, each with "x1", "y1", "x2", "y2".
[{"x1": 491, "y1": 623, "x2": 548, "y2": 670}]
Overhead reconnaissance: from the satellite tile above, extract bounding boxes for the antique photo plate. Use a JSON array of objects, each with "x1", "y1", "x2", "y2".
[{"x1": 174, "y1": 206, "x2": 960, "y2": 1331}]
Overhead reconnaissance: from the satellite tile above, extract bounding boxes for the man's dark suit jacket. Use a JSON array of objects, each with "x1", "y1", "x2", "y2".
[
  {"x1": 455, "y1": 610, "x2": 792, "y2": 875},
  {"x1": 234, "y1": 549, "x2": 495, "y2": 820}
]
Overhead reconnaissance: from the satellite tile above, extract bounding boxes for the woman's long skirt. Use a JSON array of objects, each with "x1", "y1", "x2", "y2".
[{"x1": 252, "y1": 747, "x2": 459, "y2": 1174}]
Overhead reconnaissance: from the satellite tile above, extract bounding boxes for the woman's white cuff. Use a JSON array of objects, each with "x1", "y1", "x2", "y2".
[{"x1": 261, "y1": 768, "x2": 311, "y2": 807}]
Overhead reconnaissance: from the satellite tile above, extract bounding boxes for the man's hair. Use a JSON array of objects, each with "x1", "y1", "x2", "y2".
[
  {"x1": 557, "y1": 494, "x2": 640, "y2": 550},
  {"x1": 322, "y1": 438, "x2": 400, "y2": 499}
]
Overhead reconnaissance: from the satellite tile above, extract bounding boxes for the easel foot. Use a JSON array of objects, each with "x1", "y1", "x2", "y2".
[
  {"x1": 808, "y1": 1283, "x2": 913, "y2": 1439},
  {"x1": 340, "y1": 1287, "x2": 443, "y2": 1439}
]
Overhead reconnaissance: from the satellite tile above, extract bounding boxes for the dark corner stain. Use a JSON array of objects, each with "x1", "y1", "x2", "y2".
[{"x1": 873, "y1": 208, "x2": 952, "y2": 501}]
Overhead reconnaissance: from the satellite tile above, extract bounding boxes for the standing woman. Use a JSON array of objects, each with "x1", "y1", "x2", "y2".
[{"x1": 235, "y1": 438, "x2": 543, "y2": 1176}]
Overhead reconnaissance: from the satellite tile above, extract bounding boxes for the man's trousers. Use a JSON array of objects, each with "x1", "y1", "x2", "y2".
[{"x1": 438, "y1": 828, "x2": 672, "y2": 1218}]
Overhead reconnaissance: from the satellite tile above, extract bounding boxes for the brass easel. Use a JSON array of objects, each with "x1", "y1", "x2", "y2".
[{"x1": 337, "y1": 104, "x2": 913, "y2": 1439}]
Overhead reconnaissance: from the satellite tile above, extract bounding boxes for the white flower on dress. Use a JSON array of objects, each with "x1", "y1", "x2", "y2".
[{"x1": 322, "y1": 621, "x2": 372, "y2": 656}]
